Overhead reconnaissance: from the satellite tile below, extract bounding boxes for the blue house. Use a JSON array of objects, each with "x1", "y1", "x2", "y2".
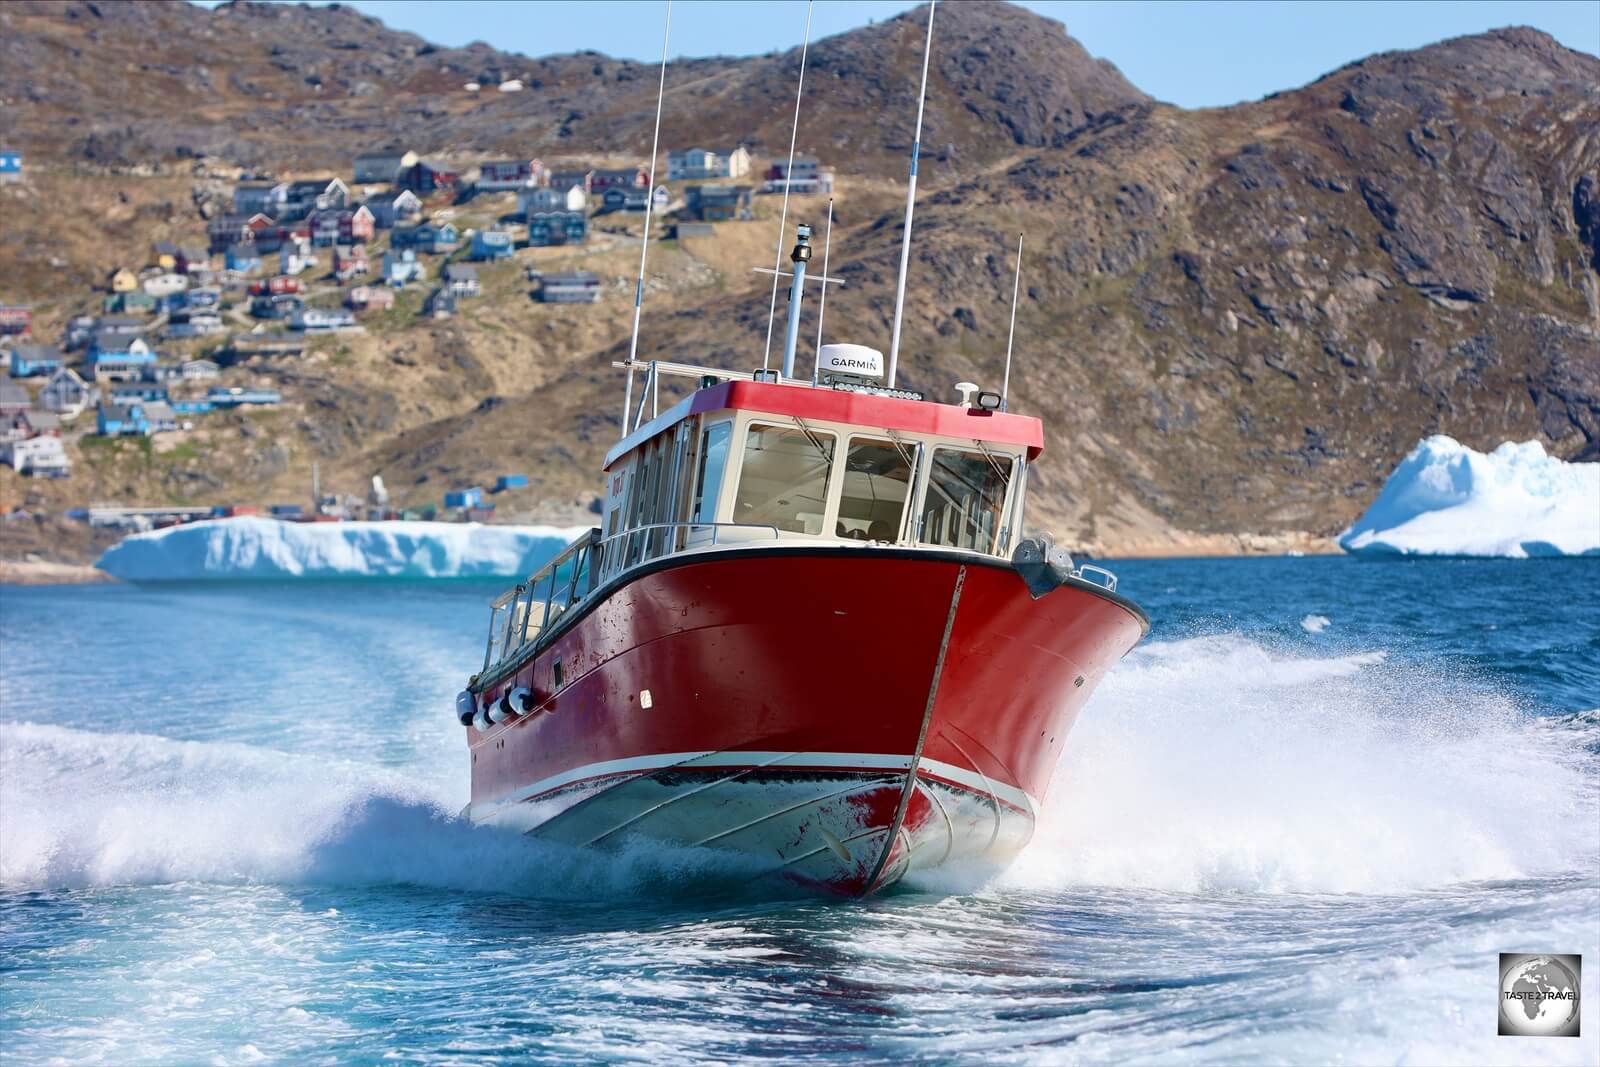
[
  {"x1": 444, "y1": 487, "x2": 483, "y2": 509},
  {"x1": 393, "y1": 222, "x2": 459, "y2": 254},
  {"x1": 8, "y1": 346, "x2": 63, "y2": 378},
  {"x1": 0, "y1": 149, "x2": 20, "y2": 184},
  {"x1": 470, "y1": 229, "x2": 515, "y2": 261},
  {"x1": 95, "y1": 399, "x2": 180, "y2": 436},
  {"x1": 224, "y1": 244, "x2": 262, "y2": 272},
  {"x1": 526, "y1": 211, "x2": 588, "y2": 247}
]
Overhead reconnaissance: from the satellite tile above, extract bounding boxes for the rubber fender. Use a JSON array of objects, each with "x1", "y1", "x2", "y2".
[{"x1": 455, "y1": 689, "x2": 477, "y2": 725}]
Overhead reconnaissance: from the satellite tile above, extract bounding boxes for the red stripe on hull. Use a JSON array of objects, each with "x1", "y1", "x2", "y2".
[{"x1": 467, "y1": 551, "x2": 1142, "y2": 894}]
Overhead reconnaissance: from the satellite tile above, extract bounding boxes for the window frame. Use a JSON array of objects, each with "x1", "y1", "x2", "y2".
[
  {"x1": 827, "y1": 433, "x2": 922, "y2": 544},
  {"x1": 911, "y1": 443, "x2": 1022, "y2": 557},
  {"x1": 731, "y1": 419, "x2": 841, "y2": 537}
]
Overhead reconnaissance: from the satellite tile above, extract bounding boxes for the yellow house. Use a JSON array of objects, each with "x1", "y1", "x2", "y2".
[
  {"x1": 152, "y1": 241, "x2": 178, "y2": 270},
  {"x1": 108, "y1": 267, "x2": 138, "y2": 293}
]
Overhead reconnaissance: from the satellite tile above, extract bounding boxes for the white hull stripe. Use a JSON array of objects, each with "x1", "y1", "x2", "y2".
[{"x1": 472, "y1": 750, "x2": 1039, "y2": 820}]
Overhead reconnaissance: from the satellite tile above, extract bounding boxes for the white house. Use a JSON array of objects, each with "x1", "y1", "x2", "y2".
[
  {"x1": 141, "y1": 272, "x2": 188, "y2": 296},
  {"x1": 1, "y1": 435, "x2": 70, "y2": 476},
  {"x1": 668, "y1": 146, "x2": 751, "y2": 181},
  {"x1": 290, "y1": 307, "x2": 358, "y2": 332},
  {"x1": 181, "y1": 359, "x2": 220, "y2": 381}
]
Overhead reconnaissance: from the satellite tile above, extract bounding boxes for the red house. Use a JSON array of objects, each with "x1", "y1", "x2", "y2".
[
  {"x1": 477, "y1": 158, "x2": 546, "y2": 191},
  {"x1": 249, "y1": 276, "x2": 302, "y2": 296},
  {"x1": 0, "y1": 305, "x2": 32, "y2": 337}
]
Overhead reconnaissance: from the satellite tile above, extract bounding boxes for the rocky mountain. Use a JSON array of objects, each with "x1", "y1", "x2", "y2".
[
  {"x1": 0, "y1": 0, "x2": 1146, "y2": 174},
  {"x1": 1, "y1": 1, "x2": 1595, "y2": 556}
]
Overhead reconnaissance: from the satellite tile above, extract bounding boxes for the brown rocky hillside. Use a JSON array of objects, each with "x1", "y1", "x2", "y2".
[{"x1": 1, "y1": 1, "x2": 1596, "y2": 558}]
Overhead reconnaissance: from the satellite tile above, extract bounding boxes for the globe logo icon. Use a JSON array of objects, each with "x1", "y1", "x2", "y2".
[{"x1": 1499, "y1": 954, "x2": 1581, "y2": 1037}]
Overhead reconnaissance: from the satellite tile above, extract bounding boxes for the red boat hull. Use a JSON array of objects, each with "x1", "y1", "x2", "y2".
[{"x1": 467, "y1": 548, "x2": 1145, "y2": 895}]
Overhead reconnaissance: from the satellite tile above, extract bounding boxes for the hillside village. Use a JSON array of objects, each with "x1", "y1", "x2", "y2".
[
  {"x1": 0, "y1": 1, "x2": 1594, "y2": 568},
  {"x1": 0, "y1": 141, "x2": 837, "y2": 529}
]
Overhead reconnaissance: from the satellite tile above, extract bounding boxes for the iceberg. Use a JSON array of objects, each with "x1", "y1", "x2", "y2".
[
  {"x1": 1339, "y1": 436, "x2": 1600, "y2": 558},
  {"x1": 96, "y1": 518, "x2": 592, "y2": 581}
]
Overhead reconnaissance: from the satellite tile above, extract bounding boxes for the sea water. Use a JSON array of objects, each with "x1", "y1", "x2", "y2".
[{"x1": 1, "y1": 557, "x2": 1596, "y2": 1065}]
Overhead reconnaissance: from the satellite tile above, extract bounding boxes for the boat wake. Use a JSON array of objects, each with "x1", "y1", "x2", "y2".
[
  {"x1": 3, "y1": 633, "x2": 1594, "y2": 900},
  {"x1": 999, "y1": 633, "x2": 1599, "y2": 895}
]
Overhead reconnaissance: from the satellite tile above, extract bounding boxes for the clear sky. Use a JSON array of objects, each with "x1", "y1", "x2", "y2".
[{"x1": 283, "y1": 0, "x2": 1599, "y2": 107}]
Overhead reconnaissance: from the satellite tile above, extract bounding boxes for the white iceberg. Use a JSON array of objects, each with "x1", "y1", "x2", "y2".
[
  {"x1": 96, "y1": 518, "x2": 591, "y2": 581},
  {"x1": 1339, "y1": 436, "x2": 1600, "y2": 558}
]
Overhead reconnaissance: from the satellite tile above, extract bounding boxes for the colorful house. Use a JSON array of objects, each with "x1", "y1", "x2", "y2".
[
  {"x1": 0, "y1": 306, "x2": 33, "y2": 337},
  {"x1": 108, "y1": 267, "x2": 140, "y2": 293},
  {"x1": 525, "y1": 211, "x2": 588, "y2": 247},
  {"x1": 392, "y1": 221, "x2": 459, "y2": 254},
  {"x1": 477, "y1": 158, "x2": 546, "y2": 191},
  {"x1": 0, "y1": 149, "x2": 21, "y2": 184}
]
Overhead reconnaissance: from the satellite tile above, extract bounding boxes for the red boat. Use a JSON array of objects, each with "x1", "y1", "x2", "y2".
[
  {"x1": 457, "y1": 352, "x2": 1147, "y2": 895},
  {"x1": 455, "y1": 2, "x2": 1146, "y2": 896}
]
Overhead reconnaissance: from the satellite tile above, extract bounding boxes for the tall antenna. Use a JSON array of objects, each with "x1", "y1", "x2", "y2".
[
  {"x1": 812, "y1": 196, "x2": 834, "y2": 380},
  {"x1": 622, "y1": 0, "x2": 672, "y2": 437},
  {"x1": 886, "y1": 0, "x2": 936, "y2": 388},
  {"x1": 1000, "y1": 232, "x2": 1022, "y2": 411},
  {"x1": 761, "y1": 0, "x2": 814, "y2": 374}
]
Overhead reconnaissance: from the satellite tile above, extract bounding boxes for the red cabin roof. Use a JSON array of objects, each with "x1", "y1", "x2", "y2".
[{"x1": 605, "y1": 380, "x2": 1044, "y2": 470}]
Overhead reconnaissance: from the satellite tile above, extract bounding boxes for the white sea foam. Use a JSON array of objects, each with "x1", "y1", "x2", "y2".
[
  {"x1": 94, "y1": 517, "x2": 591, "y2": 581},
  {"x1": 1339, "y1": 435, "x2": 1600, "y2": 558},
  {"x1": 1005, "y1": 634, "x2": 1599, "y2": 895},
  {"x1": 0, "y1": 722, "x2": 764, "y2": 897},
  {"x1": 1300, "y1": 613, "x2": 1331, "y2": 633},
  {"x1": 5, "y1": 634, "x2": 1593, "y2": 901}
]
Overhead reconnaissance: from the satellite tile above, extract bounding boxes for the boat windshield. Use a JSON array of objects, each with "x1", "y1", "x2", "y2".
[
  {"x1": 733, "y1": 424, "x2": 835, "y2": 535},
  {"x1": 835, "y1": 436, "x2": 916, "y2": 541},
  {"x1": 920, "y1": 447, "x2": 1013, "y2": 553}
]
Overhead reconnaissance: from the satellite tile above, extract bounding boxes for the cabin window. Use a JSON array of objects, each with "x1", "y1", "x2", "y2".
[
  {"x1": 733, "y1": 423, "x2": 836, "y2": 535},
  {"x1": 690, "y1": 421, "x2": 732, "y2": 527},
  {"x1": 919, "y1": 448, "x2": 1014, "y2": 553},
  {"x1": 836, "y1": 436, "x2": 916, "y2": 542}
]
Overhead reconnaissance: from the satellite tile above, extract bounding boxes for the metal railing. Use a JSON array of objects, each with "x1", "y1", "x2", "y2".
[
  {"x1": 482, "y1": 528, "x2": 602, "y2": 673},
  {"x1": 479, "y1": 521, "x2": 783, "y2": 678},
  {"x1": 1074, "y1": 563, "x2": 1118, "y2": 592}
]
